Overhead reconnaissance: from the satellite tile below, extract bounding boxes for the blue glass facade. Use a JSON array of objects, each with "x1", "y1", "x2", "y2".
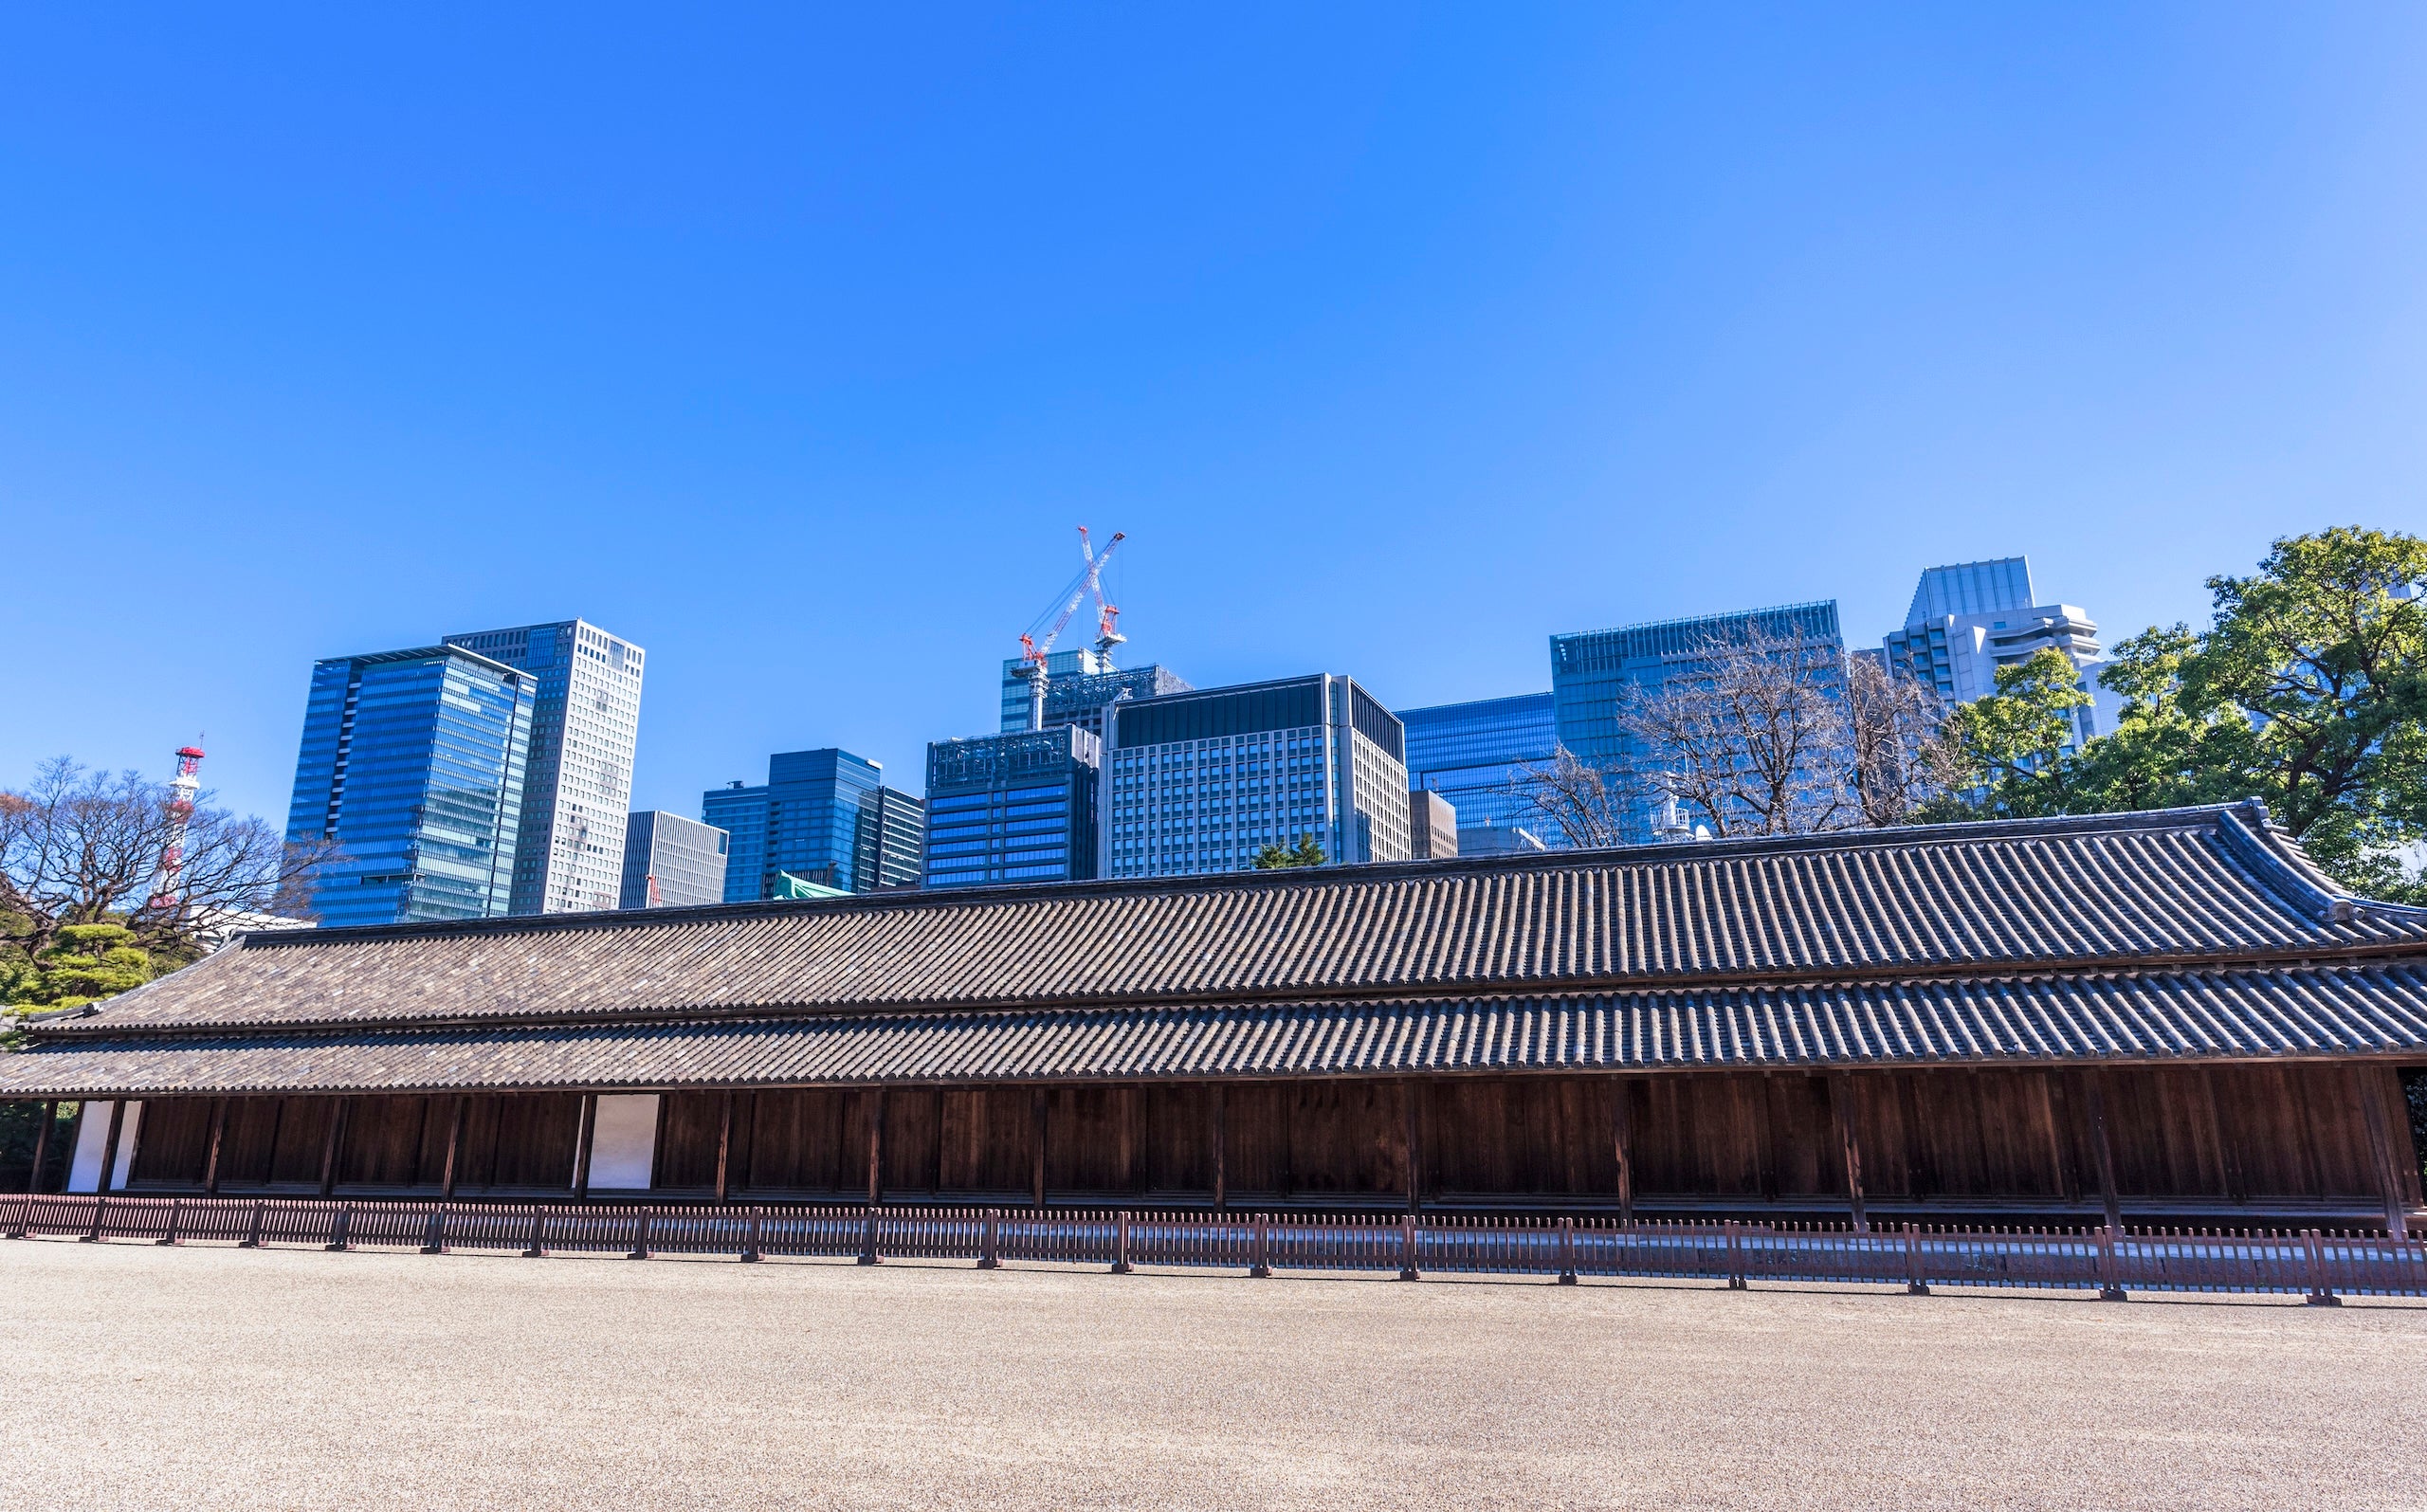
[
  {"x1": 285, "y1": 647, "x2": 535, "y2": 929},
  {"x1": 444, "y1": 619, "x2": 645, "y2": 916},
  {"x1": 922, "y1": 726, "x2": 1101, "y2": 889},
  {"x1": 703, "y1": 748, "x2": 924, "y2": 902},
  {"x1": 1397, "y1": 692, "x2": 1558, "y2": 851},
  {"x1": 1549, "y1": 601, "x2": 1845, "y2": 843}
]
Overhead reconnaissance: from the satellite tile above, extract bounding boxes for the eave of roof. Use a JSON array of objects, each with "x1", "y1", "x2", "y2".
[{"x1": 8, "y1": 961, "x2": 2425, "y2": 1099}]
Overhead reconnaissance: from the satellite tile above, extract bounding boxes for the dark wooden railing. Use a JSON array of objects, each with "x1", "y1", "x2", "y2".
[{"x1": 7, "y1": 1193, "x2": 2422, "y2": 1302}]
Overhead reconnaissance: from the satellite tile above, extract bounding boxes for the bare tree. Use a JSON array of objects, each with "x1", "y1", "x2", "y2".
[
  {"x1": 1505, "y1": 746, "x2": 1633, "y2": 849},
  {"x1": 1, "y1": 757, "x2": 334, "y2": 962},
  {"x1": 1615, "y1": 623, "x2": 1854, "y2": 838},
  {"x1": 1840, "y1": 652, "x2": 1961, "y2": 827}
]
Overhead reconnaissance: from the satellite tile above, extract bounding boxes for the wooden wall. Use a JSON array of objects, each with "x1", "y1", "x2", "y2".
[
  {"x1": 123, "y1": 1093, "x2": 581, "y2": 1193},
  {"x1": 108, "y1": 1063, "x2": 2427, "y2": 1215}
]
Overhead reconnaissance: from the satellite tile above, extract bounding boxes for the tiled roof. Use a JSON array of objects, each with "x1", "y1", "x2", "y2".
[
  {"x1": 5, "y1": 963, "x2": 2424, "y2": 1097},
  {"x1": 34, "y1": 804, "x2": 2427, "y2": 1043}
]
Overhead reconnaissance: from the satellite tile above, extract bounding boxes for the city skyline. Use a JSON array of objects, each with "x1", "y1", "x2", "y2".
[
  {"x1": 13, "y1": 10, "x2": 2421, "y2": 833},
  {"x1": 119, "y1": 543, "x2": 2112, "y2": 874}
]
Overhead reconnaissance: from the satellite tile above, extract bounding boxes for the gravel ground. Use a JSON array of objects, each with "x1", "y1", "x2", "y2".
[{"x1": 4, "y1": 1237, "x2": 2421, "y2": 1510}]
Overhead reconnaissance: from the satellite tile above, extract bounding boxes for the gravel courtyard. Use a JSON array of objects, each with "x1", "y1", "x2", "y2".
[{"x1": 5, "y1": 1238, "x2": 2420, "y2": 1510}]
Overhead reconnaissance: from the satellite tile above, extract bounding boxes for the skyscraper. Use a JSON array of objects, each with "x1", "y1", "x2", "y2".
[
  {"x1": 1883, "y1": 558, "x2": 2107, "y2": 749},
  {"x1": 922, "y1": 725, "x2": 1102, "y2": 889},
  {"x1": 1102, "y1": 674, "x2": 1410, "y2": 879},
  {"x1": 1408, "y1": 788, "x2": 1459, "y2": 860},
  {"x1": 998, "y1": 650, "x2": 1191, "y2": 740},
  {"x1": 284, "y1": 646, "x2": 535, "y2": 928},
  {"x1": 443, "y1": 620, "x2": 645, "y2": 915},
  {"x1": 1397, "y1": 692, "x2": 1559, "y2": 854},
  {"x1": 1550, "y1": 601, "x2": 1847, "y2": 844},
  {"x1": 617, "y1": 811, "x2": 729, "y2": 909},
  {"x1": 703, "y1": 749, "x2": 922, "y2": 902}
]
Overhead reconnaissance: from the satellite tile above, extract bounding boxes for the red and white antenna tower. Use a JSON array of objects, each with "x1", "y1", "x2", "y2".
[{"x1": 150, "y1": 742, "x2": 206, "y2": 911}]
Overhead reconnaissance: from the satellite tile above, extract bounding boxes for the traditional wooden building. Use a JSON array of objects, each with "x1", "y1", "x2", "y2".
[{"x1": 7, "y1": 802, "x2": 2425, "y2": 1230}]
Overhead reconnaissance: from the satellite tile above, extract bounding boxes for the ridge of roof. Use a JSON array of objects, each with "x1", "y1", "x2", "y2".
[{"x1": 217, "y1": 801, "x2": 2334, "y2": 953}]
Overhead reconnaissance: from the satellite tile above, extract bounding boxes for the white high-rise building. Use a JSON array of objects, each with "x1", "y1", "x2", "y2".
[
  {"x1": 445, "y1": 619, "x2": 645, "y2": 914},
  {"x1": 1101, "y1": 674, "x2": 1411, "y2": 879},
  {"x1": 1883, "y1": 558, "x2": 2108, "y2": 748}
]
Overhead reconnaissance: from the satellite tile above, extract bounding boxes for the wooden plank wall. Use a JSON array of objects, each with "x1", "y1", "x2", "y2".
[
  {"x1": 107, "y1": 1064, "x2": 2426, "y2": 1211},
  {"x1": 122, "y1": 1093, "x2": 580, "y2": 1193}
]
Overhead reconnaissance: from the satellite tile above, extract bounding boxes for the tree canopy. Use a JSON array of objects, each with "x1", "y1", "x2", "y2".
[
  {"x1": 1253, "y1": 835, "x2": 1326, "y2": 869},
  {"x1": 1941, "y1": 526, "x2": 2427, "y2": 901},
  {"x1": 1, "y1": 757, "x2": 331, "y2": 1008}
]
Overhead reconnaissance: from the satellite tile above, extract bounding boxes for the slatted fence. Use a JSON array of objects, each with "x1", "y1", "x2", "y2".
[{"x1": 7, "y1": 1193, "x2": 2422, "y2": 1303}]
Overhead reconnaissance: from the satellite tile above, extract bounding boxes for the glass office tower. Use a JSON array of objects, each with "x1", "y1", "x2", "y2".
[
  {"x1": 1882, "y1": 558, "x2": 2107, "y2": 751},
  {"x1": 1397, "y1": 692, "x2": 1558, "y2": 854},
  {"x1": 703, "y1": 749, "x2": 922, "y2": 902},
  {"x1": 1549, "y1": 601, "x2": 1846, "y2": 845},
  {"x1": 444, "y1": 619, "x2": 645, "y2": 916},
  {"x1": 285, "y1": 646, "x2": 535, "y2": 928},
  {"x1": 923, "y1": 726, "x2": 1102, "y2": 889},
  {"x1": 617, "y1": 811, "x2": 729, "y2": 909},
  {"x1": 1103, "y1": 674, "x2": 1410, "y2": 879}
]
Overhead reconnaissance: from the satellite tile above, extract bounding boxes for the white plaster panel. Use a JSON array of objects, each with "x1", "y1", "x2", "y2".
[
  {"x1": 586, "y1": 1094, "x2": 661, "y2": 1190},
  {"x1": 66, "y1": 1101, "x2": 140, "y2": 1193}
]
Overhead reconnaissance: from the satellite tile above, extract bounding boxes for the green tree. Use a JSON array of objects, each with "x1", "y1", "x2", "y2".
[
  {"x1": 1935, "y1": 526, "x2": 2427, "y2": 902},
  {"x1": 1253, "y1": 835, "x2": 1326, "y2": 869},
  {"x1": 1941, "y1": 648, "x2": 2094, "y2": 818},
  {"x1": 2179, "y1": 526, "x2": 2427, "y2": 895},
  {"x1": 8, "y1": 922, "x2": 153, "y2": 1010}
]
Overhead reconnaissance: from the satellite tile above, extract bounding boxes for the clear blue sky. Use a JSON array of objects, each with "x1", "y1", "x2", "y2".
[{"x1": 5, "y1": 6, "x2": 2424, "y2": 827}]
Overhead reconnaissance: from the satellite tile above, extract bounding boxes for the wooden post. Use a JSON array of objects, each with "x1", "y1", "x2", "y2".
[
  {"x1": 714, "y1": 1091, "x2": 735, "y2": 1203},
  {"x1": 318, "y1": 1100, "x2": 348, "y2": 1199},
  {"x1": 573, "y1": 1092, "x2": 598, "y2": 1201},
  {"x1": 1613, "y1": 1078, "x2": 1635, "y2": 1230},
  {"x1": 96, "y1": 1101, "x2": 127, "y2": 1196},
  {"x1": 2355, "y1": 1066, "x2": 2412, "y2": 1240},
  {"x1": 1211, "y1": 1084, "x2": 1227, "y2": 1211},
  {"x1": 1031, "y1": 1088, "x2": 1047, "y2": 1209},
  {"x1": 440, "y1": 1096, "x2": 465, "y2": 1199},
  {"x1": 2200, "y1": 1067, "x2": 2247, "y2": 1204},
  {"x1": 2302, "y1": 1229, "x2": 2340, "y2": 1306},
  {"x1": 1831, "y1": 1073, "x2": 1869, "y2": 1234},
  {"x1": 1557, "y1": 1214, "x2": 1578, "y2": 1284},
  {"x1": 2080, "y1": 1069, "x2": 2123, "y2": 1232},
  {"x1": 27, "y1": 1102, "x2": 57, "y2": 1194},
  {"x1": 202, "y1": 1099, "x2": 228, "y2": 1195},
  {"x1": 2037, "y1": 1070, "x2": 2077, "y2": 1202},
  {"x1": 1402, "y1": 1080, "x2": 1421, "y2": 1214},
  {"x1": 867, "y1": 1089, "x2": 885, "y2": 1206},
  {"x1": 1111, "y1": 1210, "x2": 1132, "y2": 1275}
]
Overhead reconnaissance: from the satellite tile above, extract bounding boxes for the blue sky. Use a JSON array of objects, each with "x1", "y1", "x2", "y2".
[{"x1": 5, "y1": 5, "x2": 2424, "y2": 826}]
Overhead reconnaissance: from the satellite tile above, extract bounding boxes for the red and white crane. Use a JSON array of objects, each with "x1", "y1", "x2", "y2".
[{"x1": 1013, "y1": 527, "x2": 1124, "y2": 730}]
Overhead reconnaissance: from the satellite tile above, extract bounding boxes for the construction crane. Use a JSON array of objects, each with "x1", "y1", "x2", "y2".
[
  {"x1": 1013, "y1": 527, "x2": 1124, "y2": 730},
  {"x1": 149, "y1": 742, "x2": 206, "y2": 912}
]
